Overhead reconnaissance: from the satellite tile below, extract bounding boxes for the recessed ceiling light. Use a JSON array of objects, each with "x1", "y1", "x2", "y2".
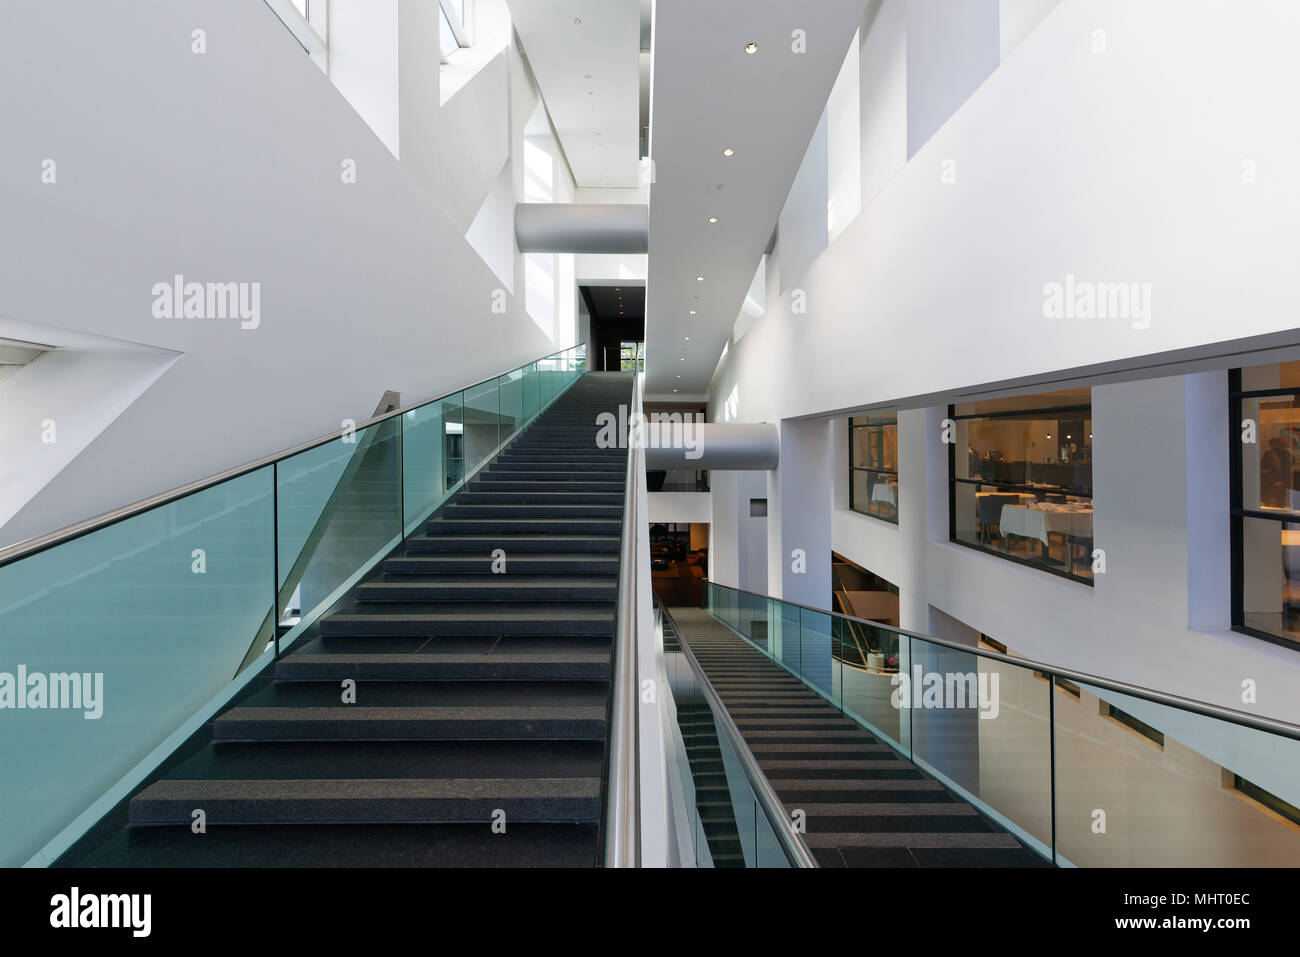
[
  {"x1": 676, "y1": 375, "x2": 681, "y2": 379},
  {"x1": 684, "y1": 336, "x2": 691, "y2": 341},
  {"x1": 696, "y1": 276, "x2": 704, "y2": 282},
  {"x1": 689, "y1": 310, "x2": 696, "y2": 315},
  {"x1": 744, "y1": 42, "x2": 758, "y2": 54},
  {"x1": 723, "y1": 148, "x2": 735, "y2": 157},
  {"x1": 708, "y1": 217, "x2": 718, "y2": 223},
  {"x1": 573, "y1": 18, "x2": 582, "y2": 25},
  {"x1": 680, "y1": 357, "x2": 685, "y2": 361},
  {"x1": 614, "y1": 288, "x2": 621, "y2": 291},
  {"x1": 673, "y1": 389, "x2": 678, "y2": 393}
]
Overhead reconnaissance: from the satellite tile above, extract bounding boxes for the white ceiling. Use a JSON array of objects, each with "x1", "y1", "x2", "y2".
[
  {"x1": 507, "y1": 0, "x2": 643, "y2": 188},
  {"x1": 643, "y1": 0, "x2": 868, "y2": 397}
]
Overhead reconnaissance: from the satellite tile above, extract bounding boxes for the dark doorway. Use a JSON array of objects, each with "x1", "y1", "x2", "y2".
[{"x1": 583, "y1": 285, "x2": 645, "y2": 372}]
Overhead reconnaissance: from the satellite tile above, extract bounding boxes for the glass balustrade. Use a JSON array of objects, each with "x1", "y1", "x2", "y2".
[
  {"x1": 658, "y1": 606, "x2": 799, "y2": 867},
  {"x1": 701, "y1": 580, "x2": 1300, "y2": 867},
  {"x1": 0, "y1": 345, "x2": 585, "y2": 867}
]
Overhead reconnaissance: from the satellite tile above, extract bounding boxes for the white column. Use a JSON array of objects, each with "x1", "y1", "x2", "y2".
[{"x1": 767, "y1": 419, "x2": 834, "y2": 693}]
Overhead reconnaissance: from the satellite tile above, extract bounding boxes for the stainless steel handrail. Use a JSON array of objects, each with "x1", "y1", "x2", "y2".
[
  {"x1": 661, "y1": 604, "x2": 818, "y2": 868},
  {"x1": 604, "y1": 370, "x2": 641, "y2": 867},
  {"x1": 0, "y1": 346, "x2": 585, "y2": 570},
  {"x1": 703, "y1": 580, "x2": 1300, "y2": 743}
]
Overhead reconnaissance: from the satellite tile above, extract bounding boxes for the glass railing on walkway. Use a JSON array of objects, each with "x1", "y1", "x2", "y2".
[
  {"x1": 658, "y1": 603, "x2": 814, "y2": 867},
  {"x1": 702, "y1": 580, "x2": 1300, "y2": 867},
  {"x1": 0, "y1": 346, "x2": 586, "y2": 867}
]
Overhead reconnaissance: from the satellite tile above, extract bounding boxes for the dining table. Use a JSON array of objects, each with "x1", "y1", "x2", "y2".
[{"x1": 999, "y1": 502, "x2": 1093, "y2": 561}]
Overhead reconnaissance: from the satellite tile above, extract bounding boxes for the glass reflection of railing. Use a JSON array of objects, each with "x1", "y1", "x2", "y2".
[
  {"x1": 0, "y1": 346, "x2": 587, "y2": 868},
  {"x1": 657, "y1": 603, "x2": 813, "y2": 867},
  {"x1": 702, "y1": 580, "x2": 1300, "y2": 867}
]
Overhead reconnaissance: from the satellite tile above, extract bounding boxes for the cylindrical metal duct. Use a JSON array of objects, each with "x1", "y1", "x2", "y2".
[
  {"x1": 642, "y1": 422, "x2": 779, "y2": 470},
  {"x1": 515, "y1": 203, "x2": 649, "y2": 254}
]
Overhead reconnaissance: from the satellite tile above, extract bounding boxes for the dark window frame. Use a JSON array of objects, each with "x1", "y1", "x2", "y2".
[
  {"x1": 1100, "y1": 701, "x2": 1165, "y2": 749},
  {"x1": 947, "y1": 401, "x2": 1095, "y2": 586},
  {"x1": 1231, "y1": 773, "x2": 1300, "y2": 827},
  {"x1": 848, "y1": 415, "x2": 899, "y2": 526},
  {"x1": 1229, "y1": 367, "x2": 1300, "y2": 652}
]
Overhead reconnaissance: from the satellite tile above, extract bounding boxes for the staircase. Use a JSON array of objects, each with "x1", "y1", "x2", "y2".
[
  {"x1": 670, "y1": 608, "x2": 1048, "y2": 868},
  {"x1": 60, "y1": 373, "x2": 632, "y2": 868}
]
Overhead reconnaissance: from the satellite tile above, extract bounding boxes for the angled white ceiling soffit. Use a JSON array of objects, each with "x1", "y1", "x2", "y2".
[
  {"x1": 506, "y1": 0, "x2": 643, "y2": 188},
  {"x1": 644, "y1": 0, "x2": 869, "y2": 395},
  {"x1": 0, "y1": 315, "x2": 179, "y2": 546}
]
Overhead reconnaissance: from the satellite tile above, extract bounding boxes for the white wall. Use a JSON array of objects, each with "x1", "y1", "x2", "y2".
[
  {"x1": 998, "y1": 0, "x2": 1063, "y2": 60},
  {"x1": 0, "y1": 0, "x2": 577, "y2": 547},
  {"x1": 826, "y1": 32, "x2": 862, "y2": 245},
  {"x1": 776, "y1": 112, "x2": 829, "y2": 297},
  {"x1": 710, "y1": 0, "x2": 1300, "y2": 425},
  {"x1": 647, "y1": 492, "x2": 711, "y2": 524},
  {"x1": 708, "y1": 470, "x2": 768, "y2": 597},
  {"x1": 904, "y1": 0, "x2": 999, "y2": 157},
  {"x1": 859, "y1": 0, "x2": 908, "y2": 205},
  {"x1": 329, "y1": 0, "x2": 401, "y2": 156}
]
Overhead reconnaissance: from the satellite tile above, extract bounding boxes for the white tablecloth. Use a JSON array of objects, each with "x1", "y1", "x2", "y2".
[
  {"x1": 999, "y1": 504, "x2": 1092, "y2": 546},
  {"x1": 870, "y1": 483, "x2": 898, "y2": 507}
]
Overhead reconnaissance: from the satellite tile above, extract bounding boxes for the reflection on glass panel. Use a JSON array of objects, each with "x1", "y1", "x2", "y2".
[
  {"x1": 849, "y1": 414, "x2": 898, "y2": 524},
  {"x1": 1233, "y1": 364, "x2": 1300, "y2": 645},
  {"x1": 774, "y1": 600, "x2": 801, "y2": 678},
  {"x1": 1239, "y1": 359, "x2": 1300, "y2": 392},
  {"x1": 499, "y1": 371, "x2": 523, "y2": 440},
  {"x1": 0, "y1": 470, "x2": 275, "y2": 867},
  {"x1": 850, "y1": 469, "x2": 898, "y2": 523},
  {"x1": 908, "y1": 637, "x2": 1053, "y2": 856},
  {"x1": 463, "y1": 378, "x2": 503, "y2": 476},
  {"x1": 800, "y1": 608, "x2": 837, "y2": 703},
  {"x1": 849, "y1": 414, "x2": 897, "y2": 470},
  {"x1": 277, "y1": 420, "x2": 401, "y2": 622},
  {"x1": 958, "y1": 411, "x2": 1092, "y2": 490},
  {"x1": 619, "y1": 341, "x2": 642, "y2": 373},
  {"x1": 839, "y1": 621, "x2": 903, "y2": 750},
  {"x1": 1240, "y1": 516, "x2": 1300, "y2": 644},
  {"x1": 1239, "y1": 394, "x2": 1300, "y2": 516},
  {"x1": 1056, "y1": 683, "x2": 1300, "y2": 866},
  {"x1": 521, "y1": 362, "x2": 540, "y2": 421},
  {"x1": 402, "y1": 394, "x2": 464, "y2": 533},
  {"x1": 951, "y1": 394, "x2": 1094, "y2": 582},
  {"x1": 754, "y1": 800, "x2": 791, "y2": 867}
]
